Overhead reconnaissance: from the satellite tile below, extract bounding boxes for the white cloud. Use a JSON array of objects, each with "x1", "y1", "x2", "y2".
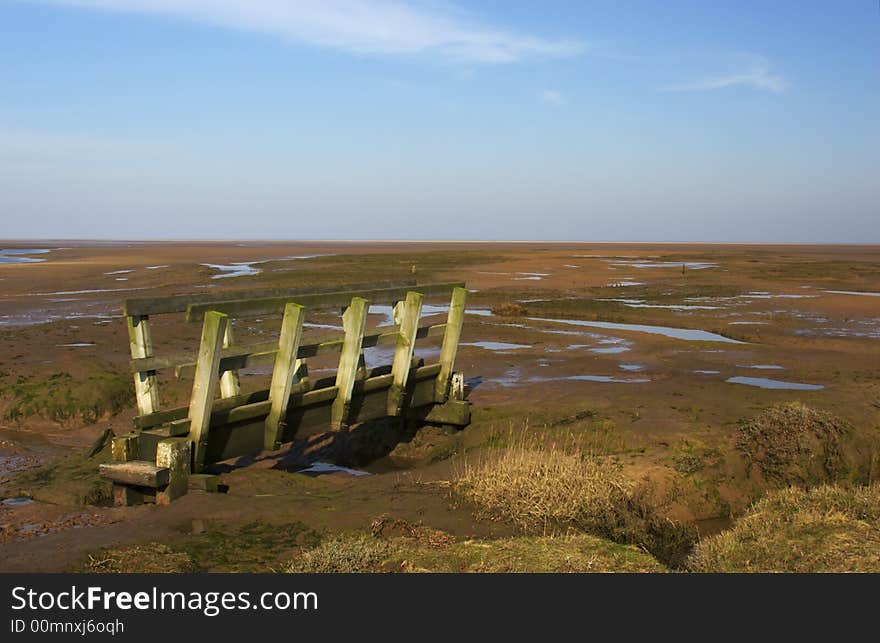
[
  {"x1": 39, "y1": 0, "x2": 587, "y2": 64},
  {"x1": 539, "y1": 89, "x2": 564, "y2": 105},
  {"x1": 662, "y1": 55, "x2": 788, "y2": 94}
]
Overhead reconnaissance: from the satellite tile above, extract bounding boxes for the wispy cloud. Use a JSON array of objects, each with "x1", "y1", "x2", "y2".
[
  {"x1": 39, "y1": 0, "x2": 587, "y2": 64},
  {"x1": 662, "y1": 55, "x2": 788, "y2": 94},
  {"x1": 539, "y1": 89, "x2": 565, "y2": 106}
]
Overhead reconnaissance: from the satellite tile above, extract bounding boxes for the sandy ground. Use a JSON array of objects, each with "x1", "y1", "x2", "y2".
[{"x1": 1, "y1": 241, "x2": 878, "y2": 571}]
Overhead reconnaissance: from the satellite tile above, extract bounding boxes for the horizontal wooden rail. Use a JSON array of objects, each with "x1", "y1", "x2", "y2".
[
  {"x1": 130, "y1": 324, "x2": 445, "y2": 376},
  {"x1": 123, "y1": 280, "x2": 417, "y2": 317},
  {"x1": 185, "y1": 282, "x2": 464, "y2": 322},
  {"x1": 133, "y1": 362, "x2": 442, "y2": 432}
]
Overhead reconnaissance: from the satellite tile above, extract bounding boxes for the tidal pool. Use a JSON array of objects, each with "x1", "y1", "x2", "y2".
[
  {"x1": 550, "y1": 375, "x2": 650, "y2": 384},
  {"x1": 461, "y1": 341, "x2": 531, "y2": 351},
  {"x1": 2, "y1": 497, "x2": 34, "y2": 506},
  {"x1": 590, "y1": 346, "x2": 630, "y2": 354},
  {"x1": 726, "y1": 376, "x2": 824, "y2": 390},
  {"x1": 528, "y1": 317, "x2": 745, "y2": 344},
  {"x1": 201, "y1": 262, "x2": 262, "y2": 279},
  {"x1": 610, "y1": 261, "x2": 717, "y2": 270},
  {"x1": 0, "y1": 249, "x2": 50, "y2": 264},
  {"x1": 297, "y1": 462, "x2": 370, "y2": 477},
  {"x1": 825, "y1": 290, "x2": 880, "y2": 297},
  {"x1": 737, "y1": 364, "x2": 784, "y2": 370}
]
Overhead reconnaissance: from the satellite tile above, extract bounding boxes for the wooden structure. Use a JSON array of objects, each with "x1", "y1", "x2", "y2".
[{"x1": 100, "y1": 282, "x2": 470, "y2": 505}]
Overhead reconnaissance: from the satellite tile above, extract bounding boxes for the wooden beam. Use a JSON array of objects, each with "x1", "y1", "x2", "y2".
[
  {"x1": 185, "y1": 282, "x2": 464, "y2": 321},
  {"x1": 132, "y1": 324, "x2": 445, "y2": 377},
  {"x1": 134, "y1": 359, "x2": 417, "y2": 431},
  {"x1": 127, "y1": 315, "x2": 159, "y2": 415},
  {"x1": 330, "y1": 297, "x2": 369, "y2": 429},
  {"x1": 434, "y1": 286, "x2": 467, "y2": 402},
  {"x1": 219, "y1": 323, "x2": 241, "y2": 398},
  {"x1": 99, "y1": 461, "x2": 170, "y2": 487},
  {"x1": 264, "y1": 303, "x2": 306, "y2": 450},
  {"x1": 387, "y1": 291, "x2": 423, "y2": 415},
  {"x1": 187, "y1": 310, "x2": 228, "y2": 473},
  {"x1": 123, "y1": 279, "x2": 417, "y2": 317}
]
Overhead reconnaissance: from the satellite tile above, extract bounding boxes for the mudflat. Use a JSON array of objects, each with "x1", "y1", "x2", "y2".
[{"x1": 1, "y1": 241, "x2": 878, "y2": 572}]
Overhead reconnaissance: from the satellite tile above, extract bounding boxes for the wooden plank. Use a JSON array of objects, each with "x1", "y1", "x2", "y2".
[
  {"x1": 264, "y1": 302, "x2": 306, "y2": 450},
  {"x1": 133, "y1": 324, "x2": 445, "y2": 377},
  {"x1": 434, "y1": 286, "x2": 467, "y2": 402},
  {"x1": 219, "y1": 323, "x2": 241, "y2": 398},
  {"x1": 123, "y1": 279, "x2": 417, "y2": 317},
  {"x1": 387, "y1": 291, "x2": 423, "y2": 415},
  {"x1": 99, "y1": 461, "x2": 170, "y2": 487},
  {"x1": 127, "y1": 315, "x2": 159, "y2": 415},
  {"x1": 199, "y1": 363, "x2": 444, "y2": 465},
  {"x1": 187, "y1": 310, "x2": 228, "y2": 473},
  {"x1": 408, "y1": 399, "x2": 470, "y2": 426},
  {"x1": 185, "y1": 282, "x2": 464, "y2": 322},
  {"x1": 133, "y1": 389, "x2": 269, "y2": 430},
  {"x1": 330, "y1": 297, "x2": 369, "y2": 429}
]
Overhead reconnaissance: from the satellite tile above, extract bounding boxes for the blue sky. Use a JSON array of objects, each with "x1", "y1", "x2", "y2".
[{"x1": 1, "y1": 1, "x2": 878, "y2": 241}]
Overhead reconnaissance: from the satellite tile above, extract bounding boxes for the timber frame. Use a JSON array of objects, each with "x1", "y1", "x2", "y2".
[{"x1": 100, "y1": 281, "x2": 471, "y2": 505}]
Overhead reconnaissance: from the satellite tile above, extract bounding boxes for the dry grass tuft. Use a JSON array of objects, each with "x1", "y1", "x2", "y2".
[
  {"x1": 285, "y1": 532, "x2": 664, "y2": 573},
  {"x1": 688, "y1": 484, "x2": 880, "y2": 572},
  {"x1": 736, "y1": 402, "x2": 853, "y2": 486},
  {"x1": 285, "y1": 535, "x2": 391, "y2": 573},
  {"x1": 85, "y1": 543, "x2": 196, "y2": 573},
  {"x1": 454, "y1": 430, "x2": 697, "y2": 567}
]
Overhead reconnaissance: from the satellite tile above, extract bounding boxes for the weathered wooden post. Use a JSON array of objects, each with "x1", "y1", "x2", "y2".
[
  {"x1": 331, "y1": 297, "x2": 369, "y2": 429},
  {"x1": 434, "y1": 286, "x2": 467, "y2": 402},
  {"x1": 264, "y1": 302, "x2": 306, "y2": 450},
  {"x1": 156, "y1": 438, "x2": 190, "y2": 505},
  {"x1": 219, "y1": 323, "x2": 241, "y2": 398},
  {"x1": 388, "y1": 291, "x2": 424, "y2": 415},
  {"x1": 127, "y1": 315, "x2": 159, "y2": 415},
  {"x1": 188, "y1": 310, "x2": 228, "y2": 472}
]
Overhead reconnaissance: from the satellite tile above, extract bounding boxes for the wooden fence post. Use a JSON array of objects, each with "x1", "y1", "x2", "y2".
[
  {"x1": 127, "y1": 315, "x2": 159, "y2": 415},
  {"x1": 434, "y1": 286, "x2": 467, "y2": 402},
  {"x1": 331, "y1": 297, "x2": 369, "y2": 429},
  {"x1": 219, "y1": 323, "x2": 241, "y2": 398},
  {"x1": 187, "y1": 310, "x2": 228, "y2": 473},
  {"x1": 264, "y1": 302, "x2": 306, "y2": 450},
  {"x1": 156, "y1": 438, "x2": 190, "y2": 506},
  {"x1": 387, "y1": 291, "x2": 424, "y2": 415}
]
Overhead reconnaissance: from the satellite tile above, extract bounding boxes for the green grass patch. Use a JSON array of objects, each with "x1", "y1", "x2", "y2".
[{"x1": 0, "y1": 370, "x2": 133, "y2": 425}]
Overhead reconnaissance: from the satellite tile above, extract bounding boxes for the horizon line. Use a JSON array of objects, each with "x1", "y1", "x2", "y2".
[{"x1": 2, "y1": 238, "x2": 879, "y2": 247}]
